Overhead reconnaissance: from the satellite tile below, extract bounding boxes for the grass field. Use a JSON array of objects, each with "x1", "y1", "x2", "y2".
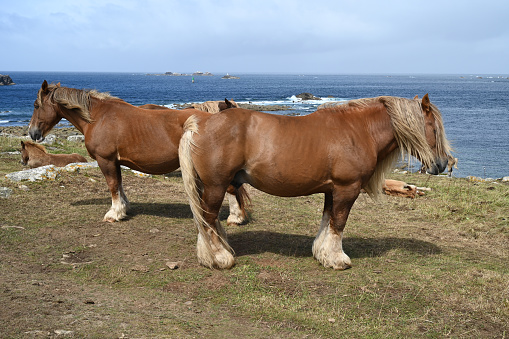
[{"x1": 1, "y1": 135, "x2": 508, "y2": 338}]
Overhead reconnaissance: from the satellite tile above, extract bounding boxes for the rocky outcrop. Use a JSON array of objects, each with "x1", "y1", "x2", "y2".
[
  {"x1": 222, "y1": 73, "x2": 240, "y2": 79},
  {"x1": 296, "y1": 92, "x2": 320, "y2": 100},
  {"x1": 0, "y1": 74, "x2": 15, "y2": 86},
  {"x1": 192, "y1": 71, "x2": 213, "y2": 76},
  {"x1": 5, "y1": 161, "x2": 152, "y2": 182}
]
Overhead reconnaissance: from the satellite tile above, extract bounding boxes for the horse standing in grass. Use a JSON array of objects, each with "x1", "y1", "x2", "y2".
[
  {"x1": 20, "y1": 140, "x2": 87, "y2": 168},
  {"x1": 179, "y1": 94, "x2": 451, "y2": 269},
  {"x1": 28, "y1": 80, "x2": 249, "y2": 223}
]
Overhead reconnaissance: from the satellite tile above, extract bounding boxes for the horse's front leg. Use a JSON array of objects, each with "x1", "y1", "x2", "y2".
[
  {"x1": 97, "y1": 157, "x2": 129, "y2": 222},
  {"x1": 313, "y1": 184, "x2": 360, "y2": 270},
  {"x1": 197, "y1": 185, "x2": 235, "y2": 269}
]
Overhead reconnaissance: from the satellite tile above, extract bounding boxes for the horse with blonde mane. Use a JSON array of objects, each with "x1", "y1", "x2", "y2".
[
  {"x1": 190, "y1": 99, "x2": 238, "y2": 113},
  {"x1": 179, "y1": 94, "x2": 451, "y2": 269},
  {"x1": 20, "y1": 140, "x2": 87, "y2": 168},
  {"x1": 28, "y1": 80, "x2": 249, "y2": 224}
]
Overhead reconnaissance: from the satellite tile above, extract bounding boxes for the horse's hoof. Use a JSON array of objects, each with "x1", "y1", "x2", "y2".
[
  {"x1": 333, "y1": 262, "x2": 352, "y2": 270},
  {"x1": 227, "y1": 215, "x2": 245, "y2": 226},
  {"x1": 103, "y1": 209, "x2": 127, "y2": 223}
]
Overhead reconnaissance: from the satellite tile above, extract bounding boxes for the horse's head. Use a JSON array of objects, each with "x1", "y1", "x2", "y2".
[
  {"x1": 20, "y1": 141, "x2": 29, "y2": 166},
  {"x1": 218, "y1": 98, "x2": 239, "y2": 111},
  {"x1": 29, "y1": 80, "x2": 62, "y2": 142},
  {"x1": 225, "y1": 98, "x2": 239, "y2": 109},
  {"x1": 420, "y1": 94, "x2": 450, "y2": 175}
]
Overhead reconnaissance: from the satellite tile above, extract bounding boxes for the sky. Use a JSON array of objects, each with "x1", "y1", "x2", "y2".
[{"x1": 1, "y1": 0, "x2": 509, "y2": 74}]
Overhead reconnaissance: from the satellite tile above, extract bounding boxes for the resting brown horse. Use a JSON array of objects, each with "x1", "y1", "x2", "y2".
[
  {"x1": 28, "y1": 80, "x2": 249, "y2": 223},
  {"x1": 20, "y1": 140, "x2": 87, "y2": 168},
  {"x1": 179, "y1": 94, "x2": 451, "y2": 269}
]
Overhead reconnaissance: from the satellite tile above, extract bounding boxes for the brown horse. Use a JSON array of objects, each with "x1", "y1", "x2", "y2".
[
  {"x1": 28, "y1": 80, "x2": 249, "y2": 224},
  {"x1": 190, "y1": 99, "x2": 239, "y2": 113},
  {"x1": 179, "y1": 94, "x2": 451, "y2": 269},
  {"x1": 139, "y1": 100, "x2": 238, "y2": 112},
  {"x1": 138, "y1": 104, "x2": 171, "y2": 110},
  {"x1": 20, "y1": 140, "x2": 88, "y2": 168}
]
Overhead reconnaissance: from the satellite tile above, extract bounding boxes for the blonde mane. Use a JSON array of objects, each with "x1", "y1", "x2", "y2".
[
  {"x1": 37, "y1": 83, "x2": 118, "y2": 123},
  {"x1": 336, "y1": 96, "x2": 451, "y2": 198},
  {"x1": 191, "y1": 99, "x2": 238, "y2": 113}
]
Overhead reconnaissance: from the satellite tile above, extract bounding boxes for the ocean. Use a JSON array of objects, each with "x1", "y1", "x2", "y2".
[{"x1": 1, "y1": 72, "x2": 508, "y2": 179}]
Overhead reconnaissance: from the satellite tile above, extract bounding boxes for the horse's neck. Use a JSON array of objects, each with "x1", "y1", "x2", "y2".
[
  {"x1": 59, "y1": 96, "x2": 121, "y2": 134},
  {"x1": 28, "y1": 146, "x2": 46, "y2": 156},
  {"x1": 58, "y1": 106, "x2": 89, "y2": 135}
]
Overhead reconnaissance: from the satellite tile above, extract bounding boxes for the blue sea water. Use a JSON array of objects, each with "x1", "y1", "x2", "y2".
[{"x1": 1, "y1": 71, "x2": 508, "y2": 179}]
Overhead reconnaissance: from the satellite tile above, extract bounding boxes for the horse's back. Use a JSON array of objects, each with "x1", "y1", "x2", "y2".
[{"x1": 49, "y1": 153, "x2": 87, "y2": 166}]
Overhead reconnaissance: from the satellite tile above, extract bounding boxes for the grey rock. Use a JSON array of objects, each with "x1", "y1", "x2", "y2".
[
  {"x1": 296, "y1": 92, "x2": 321, "y2": 100},
  {"x1": 40, "y1": 134, "x2": 57, "y2": 144},
  {"x1": 0, "y1": 74, "x2": 15, "y2": 86},
  {"x1": 0, "y1": 187, "x2": 13, "y2": 198},
  {"x1": 67, "y1": 135, "x2": 85, "y2": 142},
  {"x1": 5, "y1": 165, "x2": 60, "y2": 182}
]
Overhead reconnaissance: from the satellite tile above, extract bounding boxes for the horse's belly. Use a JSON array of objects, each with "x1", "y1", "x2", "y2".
[
  {"x1": 119, "y1": 156, "x2": 180, "y2": 175},
  {"x1": 237, "y1": 169, "x2": 332, "y2": 197}
]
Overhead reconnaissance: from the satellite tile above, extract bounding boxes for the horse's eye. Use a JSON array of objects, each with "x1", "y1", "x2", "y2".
[{"x1": 34, "y1": 104, "x2": 39, "y2": 109}]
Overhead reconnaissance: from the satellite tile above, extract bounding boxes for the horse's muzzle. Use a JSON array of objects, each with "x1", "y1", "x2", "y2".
[
  {"x1": 29, "y1": 128, "x2": 44, "y2": 142},
  {"x1": 427, "y1": 157, "x2": 448, "y2": 175}
]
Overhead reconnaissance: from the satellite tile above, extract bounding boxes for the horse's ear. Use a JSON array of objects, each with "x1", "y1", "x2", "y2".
[
  {"x1": 421, "y1": 94, "x2": 431, "y2": 113},
  {"x1": 413, "y1": 95, "x2": 419, "y2": 100},
  {"x1": 21, "y1": 141, "x2": 25, "y2": 148},
  {"x1": 41, "y1": 80, "x2": 49, "y2": 93},
  {"x1": 225, "y1": 98, "x2": 232, "y2": 108},
  {"x1": 56, "y1": 82, "x2": 61, "y2": 87}
]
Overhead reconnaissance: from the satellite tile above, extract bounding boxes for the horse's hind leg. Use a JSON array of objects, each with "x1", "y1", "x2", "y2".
[
  {"x1": 313, "y1": 185, "x2": 359, "y2": 270},
  {"x1": 197, "y1": 185, "x2": 235, "y2": 269},
  {"x1": 97, "y1": 158, "x2": 129, "y2": 222},
  {"x1": 226, "y1": 185, "x2": 247, "y2": 225}
]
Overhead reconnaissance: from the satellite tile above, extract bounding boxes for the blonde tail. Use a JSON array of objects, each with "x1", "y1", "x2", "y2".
[
  {"x1": 178, "y1": 115, "x2": 234, "y2": 269},
  {"x1": 179, "y1": 115, "x2": 207, "y2": 229}
]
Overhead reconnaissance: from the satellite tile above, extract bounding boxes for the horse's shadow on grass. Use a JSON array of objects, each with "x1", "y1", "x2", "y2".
[
  {"x1": 72, "y1": 199, "x2": 194, "y2": 219},
  {"x1": 72, "y1": 198, "x2": 238, "y2": 220},
  {"x1": 228, "y1": 231, "x2": 441, "y2": 259},
  {"x1": 72, "y1": 199, "x2": 440, "y2": 259}
]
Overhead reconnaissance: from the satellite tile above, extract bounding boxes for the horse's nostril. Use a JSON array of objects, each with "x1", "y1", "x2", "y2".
[{"x1": 29, "y1": 129, "x2": 43, "y2": 142}]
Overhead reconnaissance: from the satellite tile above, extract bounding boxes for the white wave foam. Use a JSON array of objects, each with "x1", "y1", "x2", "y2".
[{"x1": 237, "y1": 96, "x2": 347, "y2": 107}]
